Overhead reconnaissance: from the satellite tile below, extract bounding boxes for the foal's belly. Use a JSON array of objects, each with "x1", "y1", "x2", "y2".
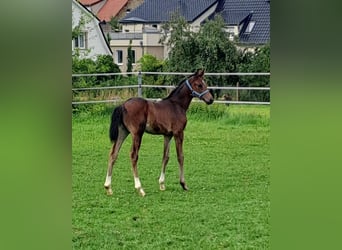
[{"x1": 145, "y1": 122, "x2": 172, "y2": 135}]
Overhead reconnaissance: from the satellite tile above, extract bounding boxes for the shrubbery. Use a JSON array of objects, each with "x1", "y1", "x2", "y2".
[{"x1": 72, "y1": 54, "x2": 121, "y2": 88}]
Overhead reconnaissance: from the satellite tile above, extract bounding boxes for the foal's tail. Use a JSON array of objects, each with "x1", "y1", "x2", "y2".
[{"x1": 109, "y1": 105, "x2": 126, "y2": 143}]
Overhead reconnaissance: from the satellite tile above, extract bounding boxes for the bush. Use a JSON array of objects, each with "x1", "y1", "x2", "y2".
[
  {"x1": 138, "y1": 54, "x2": 166, "y2": 98},
  {"x1": 72, "y1": 54, "x2": 121, "y2": 88}
]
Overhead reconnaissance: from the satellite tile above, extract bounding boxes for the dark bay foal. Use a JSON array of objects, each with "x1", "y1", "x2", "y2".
[{"x1": 104, "y1": 69, "x2": 214, "y2": 196}]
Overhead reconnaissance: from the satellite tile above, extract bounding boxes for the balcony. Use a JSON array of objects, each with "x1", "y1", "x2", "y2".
[{"x1": 109, "y1": 32, "x2": 143, "y2": 40}]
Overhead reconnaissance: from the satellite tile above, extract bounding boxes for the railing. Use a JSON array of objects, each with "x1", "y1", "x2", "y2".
[
  {"x1": 72, "y1": 72, "x2": 270, "y2": 105},
  {"x1": 109, "y1": 33, "x2": 143, "y2": 40}
]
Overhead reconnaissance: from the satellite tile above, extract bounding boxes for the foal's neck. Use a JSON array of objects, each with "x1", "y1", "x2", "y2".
[{"x1": 167, "y1": 83, "x2": 193, "y2": 111}]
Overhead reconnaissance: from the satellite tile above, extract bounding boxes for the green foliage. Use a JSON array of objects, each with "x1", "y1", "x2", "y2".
[
  {"x1": 138, "y1": 54, "x2": 166, "y2": 98},
  {"x1": 95, "y1": 54, "x2": 119, "y2": 73},
  {"x1": 160, "y1": 14, "x2": 198, "y2": 78},
  {"x1": 72, "y1": 54, "x2": 121, "y2": 88},
  {"x1": 127, "y1": 40, "x2": 133, "y2": 74},
  {"x1": 72, "y1": 55, "x2": 122, "y2": 106},
  {"x1": 196, "y1": 16, "x2": 239, "y2": 73},
  {"x1": 187, "y1": 103, "x2": 270, "y2": 126},
  {"x1": 187, "y1": 103, "x2": 228, "y2": 121},
  {"x1": 160, "y1": 15, "x2": 240, "y2": 98},
  {"x1": 160, "y1": 15, "x2": 270, "y2": 101},
  {"x1": 109, "y1": 16, "x2": 121, "y2": 31},
  {"x1": 160, "y1": 14, "x2": 240, "y2": 73},
  {"x1": 139, "y1": 54, "x2": 164, "y2": 72},
  {"x1": 72, "y1": 15, "x2": 87, "y2": 40},
  {"x1": 238, "y1": 44, "x2": 270, "y2": 101}
]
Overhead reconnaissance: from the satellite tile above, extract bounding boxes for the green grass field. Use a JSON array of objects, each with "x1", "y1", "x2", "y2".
[{"x1": 72, "y1": 104, "x2": 270, "y2": 249}]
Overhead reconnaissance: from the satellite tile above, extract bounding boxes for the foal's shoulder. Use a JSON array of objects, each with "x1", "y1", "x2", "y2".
[{"x1": 126, "y1": 97, "x2": 148, "y2": 103}]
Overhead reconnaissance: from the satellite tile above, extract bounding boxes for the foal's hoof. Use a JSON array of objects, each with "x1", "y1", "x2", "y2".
[
  {"x1": 160, "y1": 184, "x2": 166, "y2": 191},
  {"x1": 104, "y1": 186, "x2": 113, "y2": 196},
  {"x1": 138, "y1": 188, "x2": 146, "y2": 197},
  {"x1": 180, "y1": 182, "x2": 189, "y2": 191}
]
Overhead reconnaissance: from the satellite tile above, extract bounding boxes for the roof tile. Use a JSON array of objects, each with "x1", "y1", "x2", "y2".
[
  {"x1": 217, "y1": 0, "x2": 270, "y2": 44},
  {"x1": 78, "y1": 0, "x2": 102, "y2": 6},
  {"x1": 121, "y1": 0, "x2": 218, "y2": 23},
  {"x1": 97, "y1": 0, "x2": 128, "y2": 22}
]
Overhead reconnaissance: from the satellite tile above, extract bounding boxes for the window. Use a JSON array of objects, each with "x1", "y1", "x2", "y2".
[
  {"x1": 116, "y1": 50, "x2": 123, "y2": 64},
  {"x1": 245, "y1": 21, "x2": 256, "y2": 33},
  {"x1": 73, "y1": 32, "x2": 86, "y2": 49}
]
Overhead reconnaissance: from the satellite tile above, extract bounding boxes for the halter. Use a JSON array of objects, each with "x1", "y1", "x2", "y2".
[{"x1": 185, "y1": 79, "x2": 210, "y2": 99}]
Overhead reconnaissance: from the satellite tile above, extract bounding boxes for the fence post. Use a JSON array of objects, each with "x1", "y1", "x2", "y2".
[
  {"x1": 236, "y1": 81, "x2": 239, "y2": 101},
  {"x1": 138, "y1": 71, "x2": 142, "y2": 97}
]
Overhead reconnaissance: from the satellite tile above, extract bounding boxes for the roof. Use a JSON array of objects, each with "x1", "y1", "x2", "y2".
[
  {"x1": 98, "y1": 0, "x2": 128, "y2": 22},
  {"x1": 121, "y1": 0, "x2": 218, "y2": 23},
  {"x1": 221, "y1": 10, "x2": 251, "y2": 25},
  {"x1": 78, "y1": 0, "x2": 129, "y2": 22},
  {"x1": 78, "y1": 0, "x2": 102, "y2": 6},
  {"x1": 216, "y1": 0, "x2": 270, "y2": 44}
]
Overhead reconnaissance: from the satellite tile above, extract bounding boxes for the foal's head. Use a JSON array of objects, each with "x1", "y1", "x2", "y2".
[{"x1": 186, "y1": 69, "x2": 214, "y2": 105}]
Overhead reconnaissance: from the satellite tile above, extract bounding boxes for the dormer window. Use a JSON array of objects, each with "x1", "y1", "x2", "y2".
[{"x1": 245, "y1": 21, "x2": 255, "y2": 33}]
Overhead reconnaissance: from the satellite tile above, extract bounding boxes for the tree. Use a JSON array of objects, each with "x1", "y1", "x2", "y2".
[
  {"x1": 95, "y1": 55, "x2": 121, "y2": 84},
  {"x1": 160, "y1": 14, "x2": 196, "y2": 74},
  {"x1": 160, "y1": 14, "x2": 240, "y2": 97},
  {"x1": 138, "y1": 54, "x2": 165, "y2": 98},
  {"x1": 139, "y1": 54, "x2": 164, "y2": 72},
  {"x1": 109, "y1": 16, "x2": 121, "y2": 31},
  {"x1": 127, "y1": 40, "x2": 133, "y2": 74},
  {"x1": 238, "y1": 44, "x2": 270, "y2": 101}
]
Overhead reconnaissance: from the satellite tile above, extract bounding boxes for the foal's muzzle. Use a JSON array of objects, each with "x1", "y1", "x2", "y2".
[{"x1": 203, "y1": 93, "x2": 214, "y2": 105}]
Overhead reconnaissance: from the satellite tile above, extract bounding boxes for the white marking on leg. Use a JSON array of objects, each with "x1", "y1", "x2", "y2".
[
  {"x1": 104, "y1": 174, "x2": 113, "y2": 195},
  {"x1": 134, "y1": 177, "x2": 145, "y2": 196},
  {"x1": 134, "y1": 177, "x2": 141, "y2": 189},
  {"x1": 159, "y1": 172, "x2": 165, "y2": 185},
  {"x1": 104, "y1": 174, "x2": 111, "y2": 187},
  {"x1": 159, "y1": 172, "x2": 166, "y2": 190},
  {"x1": 139, "y1": 188, "x2": 145, "y2": 196}
]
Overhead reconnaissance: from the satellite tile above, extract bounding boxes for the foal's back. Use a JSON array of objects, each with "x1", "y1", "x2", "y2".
[{"x1": 122, "y1": 97, "x2": 187, "y2": 136}]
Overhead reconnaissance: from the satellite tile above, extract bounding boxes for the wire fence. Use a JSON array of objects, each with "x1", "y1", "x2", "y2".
[{"x1": 72, "y1": 72, "x2": 270, "y2": 105}]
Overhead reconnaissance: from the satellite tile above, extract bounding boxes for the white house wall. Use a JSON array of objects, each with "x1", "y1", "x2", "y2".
[{"x1": 72, "y1": 0, "x2": 112, "y2": 59}]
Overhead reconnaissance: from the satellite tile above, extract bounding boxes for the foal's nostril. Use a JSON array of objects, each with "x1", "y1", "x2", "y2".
[{"x1": 206, "y1": 98, "x2": 214, "y2": 105}]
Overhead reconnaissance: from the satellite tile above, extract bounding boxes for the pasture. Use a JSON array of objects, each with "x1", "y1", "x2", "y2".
[{"x1": 72, "y1": 104, "x2": 270, "y2": 249}]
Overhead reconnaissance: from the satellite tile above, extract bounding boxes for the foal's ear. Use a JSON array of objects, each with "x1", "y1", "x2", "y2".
[{"x1": 195, "y1": 69, "x2": 205, "y2": 77}]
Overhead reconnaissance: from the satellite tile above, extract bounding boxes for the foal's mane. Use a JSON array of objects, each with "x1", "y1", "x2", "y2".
[{"x1": 162, "y1": 73, "x2": 196, "y2": 100}]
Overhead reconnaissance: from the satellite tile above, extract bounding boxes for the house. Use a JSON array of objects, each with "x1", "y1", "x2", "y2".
[
  {"x1": 78, "y1": 0, "x2": 144, "y2": 32},
  {"x1": 85, "y1": 0, "x2": 270, "y2": 71},
  {"x1": 214, "y1": 0, "x2": 270, "y2": 47},
  {"x1": 72, "y1": 0, "x2": 112, "y2": 59},
  {"x1": 77, "y1": 0, "x2": 143, "y2": 21},
  {"x1": 112, "y1": 0, "x2": 219, "y2": 72}
]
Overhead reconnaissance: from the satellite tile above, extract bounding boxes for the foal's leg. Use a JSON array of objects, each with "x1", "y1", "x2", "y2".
[
  {"x1": 104, "y1": 127, "x2": 128, "y2": 195},
  {"x1": 159, "y1": 135, "x2": 172, "y2": 191},
  {"x1": 174, "y1": 132, "x2": 188, "y2": 190},
  {"x1": 130, "y1": 133, "x2": 145, "y2": 196}
]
